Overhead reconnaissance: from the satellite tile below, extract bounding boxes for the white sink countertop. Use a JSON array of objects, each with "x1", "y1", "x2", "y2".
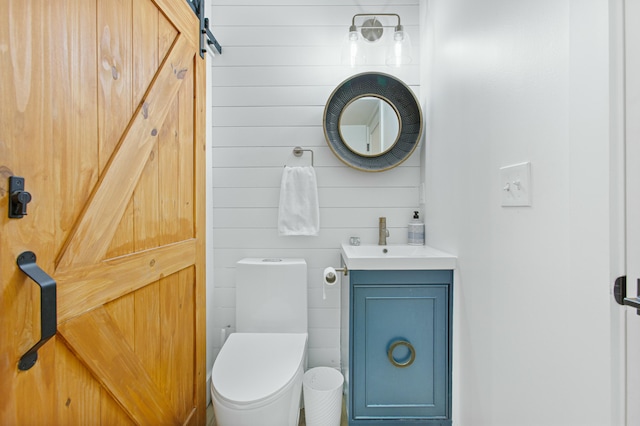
[{"x1": 341, "y1": 243, "x2": 457, "y2": 270}]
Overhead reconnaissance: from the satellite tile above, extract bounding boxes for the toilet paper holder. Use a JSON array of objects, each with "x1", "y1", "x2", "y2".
[
  {"x1": 324, "y1": 266, "x2": 348, "y2": 285},
  {"x1": 333, "y1": 266, "x2": 348, "y2": 276}
]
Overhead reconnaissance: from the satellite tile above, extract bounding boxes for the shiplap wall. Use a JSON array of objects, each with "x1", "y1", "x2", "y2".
[{"x1": 209, "y1": 0, "x2": 421, "y2": 369}]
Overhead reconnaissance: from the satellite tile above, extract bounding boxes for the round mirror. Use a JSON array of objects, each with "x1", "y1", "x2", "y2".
[
  {"x1": 339, "y1": 96, "x2": 400, "y2": 157},
  {"x1": 323, "y1": 72, "x2": 423, "y2": 172}
]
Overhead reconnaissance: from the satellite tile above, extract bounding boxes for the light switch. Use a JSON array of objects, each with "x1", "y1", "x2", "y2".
[{"x1": 500, "y1": 162, "x2": 531, "y2": 207}]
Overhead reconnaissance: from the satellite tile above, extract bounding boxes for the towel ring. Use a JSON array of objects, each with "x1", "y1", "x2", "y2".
[{"x1": 292, "y1": 146, "x2": 314, "y2": 166}]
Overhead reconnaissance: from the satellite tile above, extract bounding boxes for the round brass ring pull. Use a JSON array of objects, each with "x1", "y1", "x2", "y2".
[{"x1": 387, "y1": 340, "x2": 416, "y2": 368}]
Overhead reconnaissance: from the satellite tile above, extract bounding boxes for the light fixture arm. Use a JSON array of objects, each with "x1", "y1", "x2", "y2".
[{"x1": 351, "y1": 13, "x2": 402, "y2": 29}]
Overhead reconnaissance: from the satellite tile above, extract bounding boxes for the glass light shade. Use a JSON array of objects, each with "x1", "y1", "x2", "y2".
[
  {"x1": 385, "y1": 28, "x2": 412, "y2": 67},
  {"x1": 341, "y1": 29, "x2": 366, "y2": 67}
]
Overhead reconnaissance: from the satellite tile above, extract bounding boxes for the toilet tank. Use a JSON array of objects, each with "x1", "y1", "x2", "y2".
[{"x1": 236, "y1": 258, "x2": 308, "y2": 333}]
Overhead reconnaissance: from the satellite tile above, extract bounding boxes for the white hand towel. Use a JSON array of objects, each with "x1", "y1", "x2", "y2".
[{"x1": 278, "y1": 166, "x2": 320, "y2": 236}]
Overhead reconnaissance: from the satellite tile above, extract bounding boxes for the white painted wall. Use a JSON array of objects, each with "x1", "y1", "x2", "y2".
[
  {"x1": 208, "y1": 0, "x2": 421, "y2": 371},
  {"x1": 423, "y1": 0, "x2": 618, "y2": 424}
]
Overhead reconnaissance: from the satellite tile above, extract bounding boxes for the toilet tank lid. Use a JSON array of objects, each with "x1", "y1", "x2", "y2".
[{"x1": 237, "y1": 258, "x2": 306, "y2": 266}]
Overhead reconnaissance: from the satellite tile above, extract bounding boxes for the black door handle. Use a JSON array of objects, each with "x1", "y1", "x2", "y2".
[
  {"x1": 16, "y1": 251, "x2": 57, "y2": 371},
  {"x1": 614, "y1": 276, "x2": 640, "y2": 315}
]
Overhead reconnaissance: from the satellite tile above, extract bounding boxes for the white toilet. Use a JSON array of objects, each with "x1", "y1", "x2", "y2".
[{"x1": 211, "y1": 258, "x2": 308, "y2": 426}]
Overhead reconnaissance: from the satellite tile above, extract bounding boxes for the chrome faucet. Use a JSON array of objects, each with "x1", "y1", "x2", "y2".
[{"x1": 378, "y1": 217, "x2": 389, "y2": 245}]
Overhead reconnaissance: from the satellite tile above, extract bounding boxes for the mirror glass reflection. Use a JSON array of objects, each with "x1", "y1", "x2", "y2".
[{"x1": 339, "y1": 96, "x2": 400, "y2": 157}]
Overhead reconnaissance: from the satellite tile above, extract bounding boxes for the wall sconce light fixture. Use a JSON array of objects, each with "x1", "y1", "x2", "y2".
[{"x1": 341, "y1": 13, "x2": 412, "y2": 67}]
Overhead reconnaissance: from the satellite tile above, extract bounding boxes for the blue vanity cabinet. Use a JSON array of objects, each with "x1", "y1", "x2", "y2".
[{"x1": 348, "y1": 269, "x2": 453, "y2": 425}]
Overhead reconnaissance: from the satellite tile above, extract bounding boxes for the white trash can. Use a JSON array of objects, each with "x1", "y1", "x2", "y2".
[{"x1": 303, "y1": 367, "x2": 344, "y2": 426}]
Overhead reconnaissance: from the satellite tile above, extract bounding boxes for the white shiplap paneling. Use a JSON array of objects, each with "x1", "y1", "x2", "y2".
[
  {"x1": 210, "y1": 0, "x2": 421, "y2": 369},
  {"x1": 210, "y1": 5, "x2": 420, "y2": 27}
]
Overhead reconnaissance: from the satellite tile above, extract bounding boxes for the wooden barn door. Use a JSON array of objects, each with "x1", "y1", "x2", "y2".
[{"x1": 0, "y1": 0, "x2": 207, "y2": 424}]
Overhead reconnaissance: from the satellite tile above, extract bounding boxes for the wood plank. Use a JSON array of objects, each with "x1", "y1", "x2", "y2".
[
  {"x1": 160, "y1": 270, "x2": 195, "y2": 419},
  {"x1": 56, "y1": 240, "x2": 196, "y2": 322},
  {"x1": 133, "y1": 0, "x2": 161, "y2": 252},
  {"x1": 55, "y1": 339, "x2": 102, "y2": 424},
  {"x1": 158, "y1": 94, "x2": 181, "y2": 246},
  {"x1": 193, "y1": 49, "x2": 208, "y2": 425},
  {"x1": 178, "y1": 56, "x2": 195, "y2": 240},
  {"x1": 52, "y1": 0, "x2": 99, "y2": 253},
  {"x1": 100, "y1": 0, "x2": 135, "y2": 259},
  {"x1": 58, "y1": 307, "x2": 180, "y2": 425},
  {"x1": 133, "y1": 0, "x2": 159, "y2": 107},
  {"x1": 135, "y1": 281, "x2": 161, "y2": 383},
  {"x1": 134, "y1": 140, "x2": 161, "y2": 251},
  {"x1": 56, "y1": 34, "x2": 196, "y2": 270},
  {"x1": 97, "y1": 0, "x2": 133, "y2": 172}
]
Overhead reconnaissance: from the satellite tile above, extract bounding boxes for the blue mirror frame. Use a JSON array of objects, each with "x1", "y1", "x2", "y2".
[{"x1": 323, "y1": 72, "x2": 423, "y2": 172}]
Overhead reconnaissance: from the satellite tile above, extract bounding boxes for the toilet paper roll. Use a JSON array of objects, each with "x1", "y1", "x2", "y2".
[
  {"x1": 323, "y1": 267, "x2": 338, "y2": 286},
  {"x1": 322, "y1": 267, "x2": 339, "y2": 300}
]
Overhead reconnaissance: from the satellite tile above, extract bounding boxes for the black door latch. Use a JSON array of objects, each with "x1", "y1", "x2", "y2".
[{"x1": 8, "y1": 176, "x2": 31, "y2": 218}]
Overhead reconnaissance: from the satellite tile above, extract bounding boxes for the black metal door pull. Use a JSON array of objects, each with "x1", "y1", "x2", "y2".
[
  {"x1": 614, "y1": 276, "x2": 640, "y2": 315},
  {"x1": 16, "y1": 251, "x2": 57, "y2": 371}
]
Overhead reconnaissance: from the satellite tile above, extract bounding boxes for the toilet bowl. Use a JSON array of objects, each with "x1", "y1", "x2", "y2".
[{"x1": 211, "y1": 333, "x2": 308, "y2": 426}]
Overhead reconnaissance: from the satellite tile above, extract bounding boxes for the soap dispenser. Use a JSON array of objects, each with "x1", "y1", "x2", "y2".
[{"x1": 408, "y1": 211, "x2": 425, "y2": 245}]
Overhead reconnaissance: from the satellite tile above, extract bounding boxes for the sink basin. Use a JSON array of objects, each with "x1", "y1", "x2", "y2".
[{"x1": 341, "y1": 243, "x2": 456, "y2": 270}]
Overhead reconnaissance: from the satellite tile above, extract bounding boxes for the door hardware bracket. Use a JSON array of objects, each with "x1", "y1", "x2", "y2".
[
  {"x1": 614, "y1": 275, "x2": 640, "y2": 315},
  {"x1": 185, "y1": 0, "x2": 222, "y2": 58},
  {"x1": 16, "y1": 251, "x2": 57, "y2": 371}
]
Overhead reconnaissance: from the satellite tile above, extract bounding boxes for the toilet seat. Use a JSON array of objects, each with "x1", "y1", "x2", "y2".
[{"x1": 212, "y1": 333, "x2": 307, "y2": 408}]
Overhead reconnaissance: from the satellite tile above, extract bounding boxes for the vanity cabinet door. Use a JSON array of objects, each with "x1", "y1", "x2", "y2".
[{"x1": 350, "y1": 270, "x2": 452, "y2": 425}]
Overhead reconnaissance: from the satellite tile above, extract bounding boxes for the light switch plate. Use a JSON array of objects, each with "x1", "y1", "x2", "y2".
[{"x1": 500, "y1": 162, "x2": 531, "y2": 207}]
